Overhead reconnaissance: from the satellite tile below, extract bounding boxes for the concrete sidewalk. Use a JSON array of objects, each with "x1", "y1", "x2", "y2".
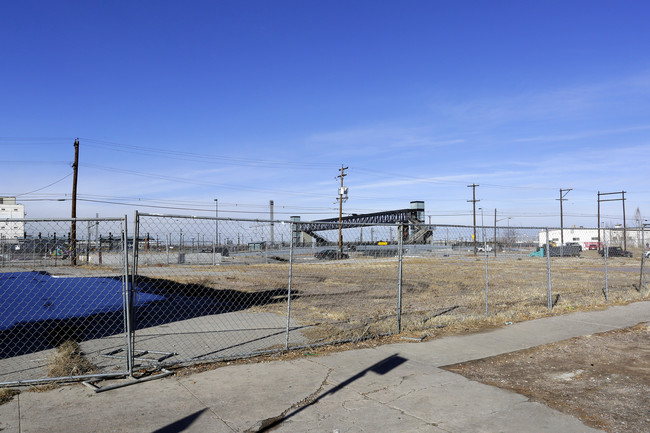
[{"x1": 1, "y1": 301, "x2": 648, "y2": 433}]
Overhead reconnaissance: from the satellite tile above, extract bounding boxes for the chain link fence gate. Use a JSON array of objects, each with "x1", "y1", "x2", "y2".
[{"x1": 0, "y1": 217, "x2": 133, "y2": 386}]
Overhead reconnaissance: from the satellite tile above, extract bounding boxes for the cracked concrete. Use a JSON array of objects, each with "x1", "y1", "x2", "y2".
[
  {"x1": 244, "y1": 368, "x2": 333, "y2": 433},
  {"x1": 1, "y1": 301, "x2": 646, "y2": 432}
]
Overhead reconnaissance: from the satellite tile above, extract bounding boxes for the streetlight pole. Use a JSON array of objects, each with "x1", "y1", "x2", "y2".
[
  {"x1": 507, "y1": 217, "x2": 510, "y2": 251},
  {"x1": 478, "y1": 207, "x2": 486, "y2": 247},
  {"x1": 467, "y1": 184, "x2": 479, "y2": 255}
]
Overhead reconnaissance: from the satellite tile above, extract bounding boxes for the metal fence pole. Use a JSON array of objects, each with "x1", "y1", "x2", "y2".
[
  {"x1": 640, "y1": 225, "x2": 646, "y2": 293},
  {"x1": 86, "y1": 224, "x2": 91, "y2": 263},
  {"x1": 483, "y1": 224, "x2": 489, "y2": 316},
  {"x1": 397, "y1": 223, "x2": 403, "y2": 333},
  {"x1": 285, "y1": 222, "x2": 295, "y2": 349},
  {"x1": 124, "y1": 214, "x2": 134, "y2": 375},
  {"x1": 546, "y1": 228, "x2": 552, "y2": 309},
  {"x1": 604, "y1": 239, "x2": 609, "y2": 301}
]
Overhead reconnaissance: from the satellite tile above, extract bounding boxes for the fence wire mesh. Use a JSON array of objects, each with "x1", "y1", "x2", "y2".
[
  {"x1": 0, "y1": 218, "x2": 130, "y2": 386},
  {"x1": 2, "y1": 215, "x2": 648, "y2": 385},
  {"x1": 398, "y1": 224, "x2": 647, "y2": 335},
  {"x1": 132, "y1": 214, "x2": 297, "y2": 366},
  {"x1": 289, "y1": 222, "x2": 400, "y2": 347}
]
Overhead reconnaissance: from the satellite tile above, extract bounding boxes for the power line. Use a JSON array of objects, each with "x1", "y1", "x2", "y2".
[
  {"x1": 80, "y1": 138, "x2": 335, "y2": 170},
  {"x1": 72, "y1": 198, "x2": 342, "y2": 215},
  {"x1": 16, "y1": 173, "x2": 73, "y2": 196},
  {"x1": 83, "y1": 163, "x2": 334, "y2": 198}
]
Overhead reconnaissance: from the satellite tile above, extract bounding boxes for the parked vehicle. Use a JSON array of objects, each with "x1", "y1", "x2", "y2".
[
  {"x1": 200, "y1": 247, "x2": 230, "y2": 256},
  {"x1": 315, "y1": 249, "x2": 348, "y2": 260},
  {"x1": 529, "y1": 245, "x2": 581, "y2": 257},
  {"x1": 476, "y1": 245, "x2": 493, "y2": 252},
  {"x1": 599, "y1": 247, "x2": 632, "y2": 257},
  {"x1": 564, "y1": 242, "x2": 583, "y2": 251}
]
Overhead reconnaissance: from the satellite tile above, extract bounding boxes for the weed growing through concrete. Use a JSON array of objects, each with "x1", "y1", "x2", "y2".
[
  {"x1": 47, "y1": 340, "x2": 97, "y2": 377},
  {"x1": 0, "y1": 388, "x2": 20, "y2": 405}
]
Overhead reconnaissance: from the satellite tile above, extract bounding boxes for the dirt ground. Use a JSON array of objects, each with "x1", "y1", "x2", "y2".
[{"x1": 444, "y1": 322, "x2": 650, "y2": 433}]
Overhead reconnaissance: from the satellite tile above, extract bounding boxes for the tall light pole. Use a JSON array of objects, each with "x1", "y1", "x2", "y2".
[
  {"x1": 494, "y1": 209, "x2": 511, "y2": 256},
  {"x1": 507, "y1": 217, "x2": 511, "y2": 250},
  {"x1": 214, "y1": 199, "x2": 219, "y2": 246},
  {"x1": 467, "y1": 184, "x2": 479, "y2": 255},
  {"x1": 479, "y1": 207, "x2": 484, "y2": 245}
]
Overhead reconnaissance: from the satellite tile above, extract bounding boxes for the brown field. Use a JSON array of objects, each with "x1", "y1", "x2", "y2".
[{"x1": 445, "y1": 323, "x2": 650, "y2": 433}]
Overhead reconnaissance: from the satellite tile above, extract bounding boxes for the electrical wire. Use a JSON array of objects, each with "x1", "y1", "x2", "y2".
[
  {"x1": 15, "y1": 173, "x2": 73, "y2": 197},
  {"x1": 80, "y1": 138, "x2": 336, "y2": 170},
  {"x1": 82, "y1": 163, "x2": 334, "y2": 198}
]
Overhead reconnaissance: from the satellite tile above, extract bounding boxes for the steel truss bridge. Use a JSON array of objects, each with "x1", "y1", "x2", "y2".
[{"x1": 298, "y1": 208, "x2": 432, "y2": 244}]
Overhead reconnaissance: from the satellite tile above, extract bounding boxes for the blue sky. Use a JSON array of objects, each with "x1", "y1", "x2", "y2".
[{"x1": 1, "y1": 1, "x2": 649, "y2": 227}]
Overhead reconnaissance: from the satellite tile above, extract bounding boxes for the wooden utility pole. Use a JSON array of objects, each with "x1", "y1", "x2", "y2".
[
  {"x1": 558, "y1": 188, "x2": 572, "y2": 246},
  {"x1": 337, "y1": 165, "x2": 348, "y2": 259},
  {"x1": 598, "y1": 191, "x2": 627, "y2": 250},
  {"x1": 467, "y1": 184, "x2": 479, "y2": 255},
  {"x1": 71, "y1": 138, "x2": 79, "y2": 265}
]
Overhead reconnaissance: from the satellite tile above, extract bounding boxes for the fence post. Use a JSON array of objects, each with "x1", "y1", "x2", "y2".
[
  {"x1": 640, "y1": 225, "x2": 646, "y2": 293},
  {"x1": 484, "y1": 224, "x2": 489, "y2": 316},
  {"x1": 603, "y1": 239, "x2": 609, "y2": 302},
  {"x1": 397, "y1": 223, "x2": 403, "y2": 334},
  {"x1": 124, "y1": 214, "x2": 135, "y2": 375},
  {"x1": 546, "y1": 228, "x2": 552, "y2": 309},
  {"x1": 285, "y1": 222, "x2": 295, "y2": 350}
]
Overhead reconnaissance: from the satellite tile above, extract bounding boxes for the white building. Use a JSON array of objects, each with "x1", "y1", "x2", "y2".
[
  {"x1": 538, "y1": 226, "x2": 648, "y2": 249},
  {"x1": 0, "y1": 197, "x2": 25, "y2": 242}
]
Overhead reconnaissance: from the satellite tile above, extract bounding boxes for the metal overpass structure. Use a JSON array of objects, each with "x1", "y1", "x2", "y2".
[{"x1": 297, "y1": 206, "x2": 432, "y2": 245}]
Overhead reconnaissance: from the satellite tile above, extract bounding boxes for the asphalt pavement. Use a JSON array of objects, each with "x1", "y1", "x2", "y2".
[{"x1": 1, "y1": 300, "x2": 648, "y2": 433}]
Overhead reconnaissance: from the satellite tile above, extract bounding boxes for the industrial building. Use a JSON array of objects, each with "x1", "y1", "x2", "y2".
[
  {"x1": 539, "y1": 226, "x2": 648, "y2": 249},
  {"x1": 0, "y1": 197, "x2": 25, "y2": 242}
]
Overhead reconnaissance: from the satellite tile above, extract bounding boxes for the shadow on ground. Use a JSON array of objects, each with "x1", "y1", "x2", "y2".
[{"x1": 1, "y1": 273, "x2": 298, "y2": 358}]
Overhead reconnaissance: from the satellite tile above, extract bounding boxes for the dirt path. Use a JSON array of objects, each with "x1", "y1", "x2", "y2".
[{"x1": 444, "y1": 323, "x2": 650, "y2": 433}]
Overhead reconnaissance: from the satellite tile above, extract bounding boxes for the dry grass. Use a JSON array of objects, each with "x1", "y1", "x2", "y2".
[
  {"x1": 137, "y1": 253, "x2": 649, "y2": 345},
  {"x1": 0, "y1": 387, "x2": 20, "y2": 405},
  {"x1": 47, "y1": 341, "x2": 98, "y2": 378}
]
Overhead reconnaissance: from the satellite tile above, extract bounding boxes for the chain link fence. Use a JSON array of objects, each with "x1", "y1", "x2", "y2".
[
  {"x1": 0, "y1": 217, "x2": 132, "y2": 386},
  {"x1": 400, "y1": 225, "x2": 648, "y2": 334},
  {"x1": 2, "y1": 215, "x2": 648, "y2": 386}
]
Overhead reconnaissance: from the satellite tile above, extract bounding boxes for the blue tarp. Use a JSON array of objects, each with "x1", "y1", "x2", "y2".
[{"x1": 0, "y1": 272, "x2": 164, "y2": 331}]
